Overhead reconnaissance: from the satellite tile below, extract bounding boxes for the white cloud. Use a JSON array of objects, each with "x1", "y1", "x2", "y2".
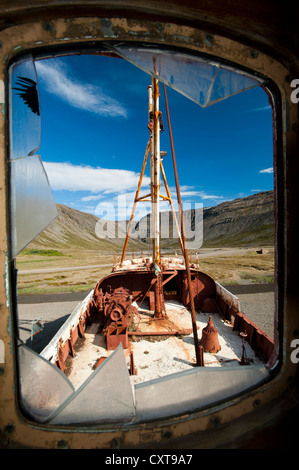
[
  {"x1": 46, "y1": 161, "x2": 224, "y2": 219},
  {"x1": 93, "y1": 186, "x2": 223, "y2": 220},
  {"x1": 247, "y1": 105, "x2": 272, "y2": 113},
  {"x1": 94, "y1": 192, "x2": 147, "y2": 220},
  {"x1": 36, "y1": 59, "x2": 127, "y2": 118},
  {"x1": 197, "y1": 191, "x2": 224, "y2": 200},
  {"x1": 180, "y1": 190, "x2": 202, "y2": 197},
  {"x1": 237, "y1": 105, "x2": 272, "y2": 115},
  {"x1": 259, "y1": 167, "x2": 273, "y2": 174},
  {"x1": 43, "y1": 161, "x2": 150, "y2": 193},
  {"x1": 81, "y1": 194, "x2": 104, "y2": 202},
  {"x1": 180, "y1": 189, "x2": 224, "y2": 203},
  {"x1": 166, "y1": 186, "x2": 223, "y2": 202}
]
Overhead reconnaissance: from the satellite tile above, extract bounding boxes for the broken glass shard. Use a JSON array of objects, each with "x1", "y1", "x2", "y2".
[
  {"x1": 113, "y1": 46, "x2": 263, "y2": 107},
  {"x1": 9, "y1": 55, "x2": 41, "y2": 159},
  {"x1": 18, "y1": 344, "x2": 75, "y2": 423},
  {"x1": 46, "y1": 344, "x2": 135, "y2": 425},
  {"x1": 134, "y1": 364, "x2": 269, "y2": 422},
  {"x1": 10, "y1": 154, "x2": 58, "y2": 257}
]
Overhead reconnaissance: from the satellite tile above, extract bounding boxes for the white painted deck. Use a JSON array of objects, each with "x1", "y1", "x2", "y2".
[{"x1": 65, "y1": 300, "x2": 264, "y2": 390}]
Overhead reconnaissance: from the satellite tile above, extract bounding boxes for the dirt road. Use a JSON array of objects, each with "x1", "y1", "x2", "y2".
[
  {"x1": 18, "y1": 264, "x2": 112, "y2": 275},
  {"x1": 18, "y1": 247, "x2": 269, "y2": 275}
]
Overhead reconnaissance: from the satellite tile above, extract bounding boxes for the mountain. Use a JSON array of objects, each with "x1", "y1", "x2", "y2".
[
  {"x1": 201, "y1": 190, "x2": 274, "y2": 247},
  {"x1": 26, "y1": 190, "x2": 274, "y2": 252},
  {"x1": 27, "y1": 204, "x2": 145, "y2": 252},
  {"x1": 133, "y1": 190, "x2": 274, "y2": 249}
]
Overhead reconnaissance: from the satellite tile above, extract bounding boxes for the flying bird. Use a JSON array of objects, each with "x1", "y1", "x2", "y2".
[{"x1": 13, "y1": 76, "x2": 40, "y2": 116}]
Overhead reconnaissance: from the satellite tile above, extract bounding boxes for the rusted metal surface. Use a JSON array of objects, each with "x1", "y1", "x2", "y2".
[
  {"x1": 153, "y1": 272, "x2": 164, "y2": 318},
  {"x1": 40, "y1": 290, "x2": 94, "y2": 367},
  {"x1": 160, "y1": 160, "x2": 184, "y2": 252},
  {"x1": 239, "y1": 332, "x2": 252, "y2": 366},
  {"x1": 0, "y1": 1, "x2": 297, "y2": 450},
  {"x1": 163, "y1": 83, "x2": 202, "y2": 366},
  {"x1": 200, "y1": 298, "x2": 219, "y2": 313},
  {"x1": 87, "y1": 286, "x2": 138, "y2": 350},
  {"x1": 40, "y1": 261, "x2": 273, "y2": 375},
  {"x1": 0, "y1": 1, "x2": 296, "y2": 70},
  {"x1": 120, "y1": 81, "x2": 181, "y2": 319},
  {"x1": 215, "y1": 281, "x2": 240, "y2": 313},
  {"x1": 92, "y1": 357, "x2": 107, "y2": 370},
  {"x1": 200, "y1": 315, "x2": 221, "y2": 354},
  {"x1": 151, "y1": 79, "x2": 161, "y2": 271},
  {"x1": 120, "y1": 140, "x2": 150, "y2": 267},
  {"x1": 106, "y1": 325, "x2": 128, "y2": 350},
  {"x1": 129, "y1": 351, "x2": 137, "y2": 375},
  {"x1": 233, "y1": 311, "x2": 274, "y2": 362}
]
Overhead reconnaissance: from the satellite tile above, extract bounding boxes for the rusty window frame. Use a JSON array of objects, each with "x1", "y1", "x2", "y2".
[{"x1": 6, "y1": 40, "x2": 283, "y2": 431}]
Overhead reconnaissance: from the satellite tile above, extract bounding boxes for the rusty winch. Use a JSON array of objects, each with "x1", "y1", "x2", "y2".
[{"x1": 87, "y1": 286, "x2": 137, "y2": 350}]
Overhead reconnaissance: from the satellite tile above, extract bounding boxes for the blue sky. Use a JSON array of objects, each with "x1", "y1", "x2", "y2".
[{"x1": 35, "y1": 54, "x2": 273, "y2": 221}]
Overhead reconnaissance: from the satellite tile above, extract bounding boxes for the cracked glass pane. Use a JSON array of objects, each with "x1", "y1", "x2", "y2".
[
  {"x1": 208, "y1": 66, "x2": 260, "y2": 105},
  {"x1": 10, "y1": 154, "x2": 58, "y2": 257},
  {"x1": 113, "y1": 45, "x2": 263, "y2": 107},
  {"x1": 46, "y1": 344, "x2": 135, "y2": 425},
  {"x1": 9, "y1": 55, "x2": 41, "y2": 159},
  {"x1": 135, "y1": 364, "x2": 269, "y2": 421},
  {"x1": 18, "y1": 344, "x2": 75, "y2": 423}
]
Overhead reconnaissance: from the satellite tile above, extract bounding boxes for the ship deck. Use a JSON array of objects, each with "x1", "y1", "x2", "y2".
[{"x1": 65, "y1": 299, "x2": 264, "y2": 390}]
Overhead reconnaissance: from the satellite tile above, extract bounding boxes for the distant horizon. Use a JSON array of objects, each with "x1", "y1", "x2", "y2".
[{"x1": 55, "y1": 188, "x2": 274, "y2": 221}]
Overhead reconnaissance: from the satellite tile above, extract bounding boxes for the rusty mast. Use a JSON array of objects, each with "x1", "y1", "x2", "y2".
[{"x1": 148, "y1": 77, "x2": 164, "y2": 318}]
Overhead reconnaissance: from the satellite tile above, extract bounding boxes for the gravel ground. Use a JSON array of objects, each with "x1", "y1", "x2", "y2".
[
  {"x1": 17, "y1": 300, "x2": 79, "y2": 350},
  {"x1": 236, "y1": 292, "x2": 274, "y2": 338}
]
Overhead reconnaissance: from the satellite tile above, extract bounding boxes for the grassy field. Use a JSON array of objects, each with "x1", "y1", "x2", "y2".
[
  {"x1": 194, "y1": 252, "x2": 274, "y2": 285},
  {"x1": 16, "y1": 249, "x2": 114, "y2": 295},
  {"x1": 16, "y1": 247, "x2": 275, "y2": 296}
]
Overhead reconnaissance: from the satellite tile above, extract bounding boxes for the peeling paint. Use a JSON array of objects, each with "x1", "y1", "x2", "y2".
[
  {"x1": 101, "y1": 18, "x2": 116, "y2": 38},
  {"x1": 204, "y1": 34, "x2": 214, "y2": 47},
  {"x1": 0, "y1": 339, "x2": 4, "y2": 363},
  {"x1": 4, "y1": 252, "x2": 9, "y2": 308},
  {"x1": 0, "y1": 79, "x2": 4, "y2": 104},
  {"x1": 173, "y1": 35, "x2": 192, "y2": 43},
  {"x1": 0, "y1": 10, "x2": 295, "y2": 449}
]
